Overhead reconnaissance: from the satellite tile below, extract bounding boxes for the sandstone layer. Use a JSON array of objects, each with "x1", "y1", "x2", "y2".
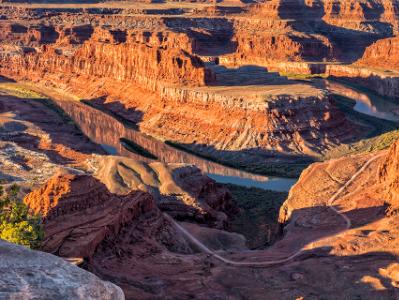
[
  {"x1": 0, "y1": 3, "x2": 399, "y2": 298},
  {"x1": 357, "y1": 36, "x2": 399, "y2": 71},
  {"x1": 12, "y1": 79, "x2": 399, "y2": 299},
  {"x1": 378, "y1": 138, "x2": 399, "y2": 203},
  {"x1": 0, "y1": 6, "x2": 362, "y2": 166},
  {"x1": 278, "y1": 140, "x2": 399, "y2": 265},
  {"x1": 23, "y1": 170, "x2": 192, "y2": 259},
  {"x1": 321, "y1": 36, "x2": 399, "y2": 99},
  {"x1": 325, "y1": 63, "x2": 399, "y2": 99}
]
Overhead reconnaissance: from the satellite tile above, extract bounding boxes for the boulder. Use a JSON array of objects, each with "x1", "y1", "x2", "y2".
[{"x1": 0, "y1": 239, "x2": 124, "y2": 300}]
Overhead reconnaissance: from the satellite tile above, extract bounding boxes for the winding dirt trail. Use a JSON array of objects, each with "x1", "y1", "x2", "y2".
[{"x1": 165, "y1": 152, "x2": 385, "y2": 267}]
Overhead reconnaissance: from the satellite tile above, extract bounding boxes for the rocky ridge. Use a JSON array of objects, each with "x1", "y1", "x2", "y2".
[
  {"x1": 86, "y1": 155, "x2": 235, "y2": 228},
  {"x1": 2, "y1": 0, "x2": 397, "y2": 160},
  {"x1": 0, "y1": 20, "x2": 358, "y2": 163},
  {"x1": 378, "y1": 138, "x2": 399, "y2": 204},
  {"x1": 357, "y1": 36, "x2": 399, "y2": 70},
  {"x1": 23, "y1": 170, "x2": 193, "y2": 259},
  {"x1": 17, "y1": 122, "x2": 399, "y2": 300}
]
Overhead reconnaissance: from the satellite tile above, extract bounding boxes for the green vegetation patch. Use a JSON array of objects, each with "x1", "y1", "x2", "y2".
[
  {"x1": 279, "y1": 72, "x2": 328, "y2": 80},
  {"x1": 0, "y1": 83, "x2": 46, "y2": 99},
  {"x1": 225, "y1": 183, "x2": 287, "y2": 249},
  {"x1": 325, "y1": 94, "x2": 399, "y2": 158},
  {"x1": 0, "y1": 185, "x2": 43, "y2": 249},
  {"x1": 333, "y1": 94, "x2": 398, "y2": 136},
  {"x1": 165, "y1": 140, "x2": 309, "y2": 178},
  {"x1": 120, "y1": 137, "x2": 158, "y2": 160}
]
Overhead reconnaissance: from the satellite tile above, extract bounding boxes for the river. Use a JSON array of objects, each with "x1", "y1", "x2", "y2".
[
  {"x1": 36, "y1": 79, "x2": 398, "y2": 192},
  {"x1": 322, "y1": 80, "x2": 399, "y2": 122},
  {"x1": 52, "y1": 98, "x2": 297, "y2": 192}
]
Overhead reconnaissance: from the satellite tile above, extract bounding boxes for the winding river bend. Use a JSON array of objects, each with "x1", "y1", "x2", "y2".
[
  {"x1": 35, "y1": 79, "x2": 398, "y2": 192},
  {"x1": 322, "y1": 80, "x2": 399, "y2": 122},
  {"x1": 51, "y1": 97, "x2": 297, "y2": 192}
]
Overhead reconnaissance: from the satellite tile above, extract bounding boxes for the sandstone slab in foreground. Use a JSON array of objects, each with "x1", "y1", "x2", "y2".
[{"x1": 0, "y1": 240, "x2": 124, "y2": 300}]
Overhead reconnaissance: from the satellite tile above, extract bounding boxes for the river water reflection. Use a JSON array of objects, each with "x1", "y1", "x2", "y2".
[
  {"x1": 54, "y1": 99, "x2": 297, "y2": 192},
  {"x1": 323, "y1": 80, "x2": 399, "y2": 122},
  {"x1": 45, "y1": 79, "x2": 398, "y2": 192}
]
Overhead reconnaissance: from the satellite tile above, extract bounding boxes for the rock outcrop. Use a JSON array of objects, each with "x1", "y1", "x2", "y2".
[
  {"x1": 0, "y1": 12, "x2": 359, "y2": 164},
  {"x1": 379, "y1": 139, "x2": 399, "y2": 204},
  {"x1": 0, "y1": 26, "x2": 212, "y2": 89},
  {"x1": 326, "y1": 64, "x2": 399, "y2": 99},
  {"x1": 279, "y1": 139, "x2": 399, "y2": 251},
  {"x1": 23, "y1": 170, "x2": 191, "y2": 259},
  {"x1": 242, "y1": 0, "x2": 399, "y2": 62},
  {"x1": 324, "y1": 36, "x2": 399, "y2": 99},
  {"x1": 86, "y1": 155, "x2": 235, "y2": 228},
  {"x1": 280, "y1": 140, "x2": 399, "y2": 223},
  {"x1": 357, "y1": 37, "x2": 399, "y2": 71},
  {"x1": 84, "y1": 139, "x2": 399, "y2": 299},
  {"x1": 0, "y1": 239, "x2": 124, "y2": 300}
]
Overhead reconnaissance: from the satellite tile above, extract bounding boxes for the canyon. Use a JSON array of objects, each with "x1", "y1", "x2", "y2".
[
  {"x1": 1, "y1": 84, "x2": 397, "y2": 298},
  {"x1": 0, "y1": 1, "x2": 398, "y2": 299}
]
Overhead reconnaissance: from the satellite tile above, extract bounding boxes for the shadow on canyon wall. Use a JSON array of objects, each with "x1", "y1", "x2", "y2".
[
  {"x1": 0, "y1": 76, "x2": 15, "y2": 83},
  {"x1": 81, "y1": 96, "x2": 144, "y2": 130},
  {"x1": 218, "y1": 249, "x2": 399, "y2": 299},
  {"x1": 165, "y1": 140, "x2": 315, "y2": 177},
  {"x1": 327, "y1": 74, "x2": 399, "y2": 100},
  {"x1": 164, "y1": 17, "x2": 238, "y2": 56},
  {"x1": 280, "y1": 204, "x2": 388, "y2": 250},
  {"x1": 78, "y1": 86, "x2": 396, "y2": 178},
  {"x1": 212, "y1": 205, "x2": 397, "y2": 298},
  {"x1": 277, "y1": 0, "x2": 394, "y2": 62},
  {"x1": 84, "y1": 203, "x2": 397, "y2": 299},
  {"x1": 208, "y1": 64, "x2": 292, "y2": 86},
  {"x1": 0, "y1": 93, "x2": 105, "y2": 164}
]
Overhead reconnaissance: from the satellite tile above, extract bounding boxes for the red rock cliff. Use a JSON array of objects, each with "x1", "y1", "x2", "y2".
[
  {"x1": 0, "y1": 25, "x2": 213, "y2": 89},
  {"x1": 379, "y1": 140, "x2": 399, "y2": 204},
  {"x1": 23, "y1": 171, "x2": 162, "y2": 258},
  {"x1": 356, "y1": 37, "x2": 399, "y2": 71}
]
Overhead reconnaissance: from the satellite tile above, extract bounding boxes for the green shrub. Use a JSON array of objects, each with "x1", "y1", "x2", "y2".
[{"x1": 0, "y1": 185, "x2": 43, "y2": 249}]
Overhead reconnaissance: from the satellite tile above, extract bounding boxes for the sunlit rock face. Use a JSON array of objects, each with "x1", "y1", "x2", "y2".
[
  {"x1": 22, "y1": 168, "x2": 197, "y2": 260},
  {"x1": 4, "y1": 0, "x2": 396, "y2": 160},
  {"x1": 23, "y1": 171, "x2": 165, "y2": 259},
  {"x1": 0, "y1": 1, "x2": 372, "y2": 161},
  {"x1": 379, "y1": 140, "x2": 399, "y2": 205},
  {"x1": 0, "y1": 2, "x2": 398, "y2": 299},
  {"x1": 357, "y1": 37, "x2": 399, "y2": 71},
  {"x1": 0, "y1": 23, "x2": 357, "y2": 162},
  {"x1": 280, "y1": 140, "x2": 399, "y2": 225},
  {"x1": 0, "y1": 26, "x2": 212, "y2": 88},
  {"x1": 87, "y1": 155, "x2": 235, "y2": 228}
]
